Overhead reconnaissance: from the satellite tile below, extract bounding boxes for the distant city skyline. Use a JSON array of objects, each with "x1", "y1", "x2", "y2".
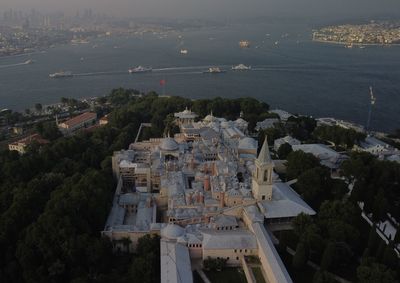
[{"x1": 1, "y1": 0, "x2": 400, "y2": 19}]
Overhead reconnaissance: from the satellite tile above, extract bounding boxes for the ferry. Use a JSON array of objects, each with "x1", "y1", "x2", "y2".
[
  {"x1": 71, "y1": 39, "x2": 90, "y2": 44},
  {"x1": 231, "y1": 64, "x2": 251, "y2": 71},
  {"x1": 128, "y1": 66, "x2": 152, "y2": 74},
  {"x1": 203, "y1": 67, "x2": 225, "y2": 74},
  {"x1": 49, "y1": 71, "x2": 73, "y2": 78},
  {"x1": 239, "y1": 40, "x2": 250, "y2": 48},
  {"x1": 180, "y1": 49, "x2": 188, "y2": 55}
]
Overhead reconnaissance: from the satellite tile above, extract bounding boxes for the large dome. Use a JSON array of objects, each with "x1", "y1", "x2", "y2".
[
  {"x1": 160, "y1": 137, "x2": 179, "y2": 151},
  {"x1": 161, "y1": 224, "x2": 185, "y2": 240},
  {"x1": 204, "y1": 114, "x2": 217, "y2": 123},
  {"x1": 238, "y1": 137, "x2": 257, "y2": 150}
]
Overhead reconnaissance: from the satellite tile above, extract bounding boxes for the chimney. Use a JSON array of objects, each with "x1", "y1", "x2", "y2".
[
  {"x1": 204, "y1": 175, "x2": 210, "y2": 191},
  {"x1": 219, "y1": 191, "x2": 225, "y2": 208},
  {"x1": 200, "y1": 192, "x2": 204, "y2": 203}
]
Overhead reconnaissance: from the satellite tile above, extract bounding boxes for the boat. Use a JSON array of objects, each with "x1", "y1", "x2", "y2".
[
  {"x1": 239, "y1": 40, "x2": 250, "y2": 48},
  {"x1": 359, "y1": 46, "x2": 366, "y2": 49},
  {"x1": 24, "y1": 59, "x2": 34, "y2": 64},
  {"x1": 345, "y1": 43, "x2": 354, "y2": 49},
  {"x1": 231, "y1": 64, "x2": 251, "y2": 71},
  {"x1": 203, "y1": 67, "x2": 225, "y2": 74},
  {"x1": 180, "y1": 49, "x2": 188, "y2": 55},
  {"x1": 49, "y1": 71, "x2": 73, "y2": 78},
  {"x1": 128, "y1": 66, "x2": 152, "y2": 73},
  {"x1": 71, "y1": 38, "x2": 90, "y2": 44}
]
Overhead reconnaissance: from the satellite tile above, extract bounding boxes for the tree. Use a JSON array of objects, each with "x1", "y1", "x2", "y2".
[
  {"x1": 277, "y1": 143, "x2": 293, "y2": 159},
  {"x1": 382, "y1": 245, "x2": 399, "y2": 270},
  {"x1": 313, "y1": 271, "x2": 336, "y2": 283},
  {"x1": 293, "y1": 213, "x2": 314, "y2": 237},
  {"x1": 34, "y1": 103, "x2": 42, "y2": 113},
  {"x1": 286, "y1": 150, "x2": 320, "y2": 179},
  {"x1": 320, "y1": 241, "x2": 336, "y2": 271},
  {"x1": 292, "y1": 241, "x2": 308, "y2": 270},
  {"x1": 295, "y1": 167, "x2": 331, "y2": 207},
  {"x1": 357, "y1": 259, "x2": 398, "y2": 283}
]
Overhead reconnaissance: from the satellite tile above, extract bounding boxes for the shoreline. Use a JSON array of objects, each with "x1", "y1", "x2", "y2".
[{"x1": 312, "y1": 39, "x2": 400, "y2": 47}]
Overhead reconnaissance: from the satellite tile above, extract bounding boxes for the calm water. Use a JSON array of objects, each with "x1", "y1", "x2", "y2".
[{"x1": 0, "y1": 21, "x2": 399, "y2": 132}]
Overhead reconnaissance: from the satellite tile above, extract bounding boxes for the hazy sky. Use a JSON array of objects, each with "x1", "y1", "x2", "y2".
[{"x1": 2, "y1": 0, "x2": 400, "y2": 19}]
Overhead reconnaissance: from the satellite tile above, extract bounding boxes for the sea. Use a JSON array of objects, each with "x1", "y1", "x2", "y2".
[{"x1": 0, "y1": 20, "x2": 399, "y2": 132}]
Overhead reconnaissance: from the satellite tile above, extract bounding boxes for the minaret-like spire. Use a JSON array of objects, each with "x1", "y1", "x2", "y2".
[{"x1": 257, "y1": 136, "x2": 271, "y2": 164}]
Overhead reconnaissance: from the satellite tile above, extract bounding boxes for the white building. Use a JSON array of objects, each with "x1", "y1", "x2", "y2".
[
  {"x1": 274, "y1": 136, "x2": 301, "y2": 152},
  {"x1": 292, "y1": 144, "x2": 347, "y2": 170},
  {"x1": 102, "y1": 109, "x2": 317, "y2": 283}
]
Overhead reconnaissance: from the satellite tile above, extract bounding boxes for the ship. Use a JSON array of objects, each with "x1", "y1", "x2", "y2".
[
  {"x1": 232, "y1": 64, "x2": 251, "y2": 71},
  {"x1": 49, "y1": 71, "x2": 73, "y2": 78},
  {"x1": 128, "y1": 66, "x2": 152, "y2": 73},
  {"x1": 203, "y1": 67, "x2": 225, "y2": 74},
  {"x1": 239, "y1": 40, "x2": 250, "y2": 48},
  {"x1": 180, "y1": 49, "x2": 188, "y2": 55},
  {"x1": 71, "y1": 38, "x2": 90, "y2": 44}
]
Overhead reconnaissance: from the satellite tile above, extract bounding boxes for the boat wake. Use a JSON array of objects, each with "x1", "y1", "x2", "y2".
[{"x1": 0, "y1": 61, "x2": 32, "y2": 69}]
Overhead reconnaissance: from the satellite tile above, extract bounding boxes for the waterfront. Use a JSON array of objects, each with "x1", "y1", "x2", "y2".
[{"x1": 0, "y1": 21, "x2": 399, "y2": 132}]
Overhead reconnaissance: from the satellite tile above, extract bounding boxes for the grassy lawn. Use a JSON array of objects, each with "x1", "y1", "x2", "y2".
[
  {"x1": 251, "y1": 267, "x2": 266, "y2": 283},
  {"x1": 204, "y1": 267, "x2": 247, "y2": 283}
]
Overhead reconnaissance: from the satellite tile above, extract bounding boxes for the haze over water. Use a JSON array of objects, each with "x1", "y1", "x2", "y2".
[{"x1": 0, "y1": 20, "x2": 399, "y2": 132}]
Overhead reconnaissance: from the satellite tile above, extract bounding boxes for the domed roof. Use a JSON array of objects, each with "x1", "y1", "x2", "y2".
[
  {"x1": 161, "y1": 224, "x2": 185, "y2": 240},
  {"x1": 220, "y1": 121, "x2": 231, "y2": 128},
  {"x1": 235, "y1": 118, "x2": 248, "y2": 125},
  {"x1": 160, "y1": 137, "x2": 179, "y2": 151},
  {"x1": 238, "y1": 137, "x2": 257, "y2": 149}
]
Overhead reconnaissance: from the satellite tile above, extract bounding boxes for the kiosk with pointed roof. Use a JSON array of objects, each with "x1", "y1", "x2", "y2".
[{"x1": 252, "y1": 136, "x2": 274, "y2": 200}]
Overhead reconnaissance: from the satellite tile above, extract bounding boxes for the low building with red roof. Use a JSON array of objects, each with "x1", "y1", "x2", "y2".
[{"x1": 58, "y1": 112, "x2": 97, "y2": 135}]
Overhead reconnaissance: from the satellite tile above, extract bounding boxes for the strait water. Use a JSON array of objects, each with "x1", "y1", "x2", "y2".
[{"x1": 0, "y1": 21, "x2": 399, "y2": 132}]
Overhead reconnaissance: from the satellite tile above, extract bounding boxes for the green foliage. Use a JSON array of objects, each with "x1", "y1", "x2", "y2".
[
  {"x1": 292, "y1": 241, "x2": 308, "y2": 270},
  {"x1": 295, "y1": 167, "x2": 331, "y2": 208},
  {"x1": 312, "y1": 270, "x2": 336, "y2": 283},
  {"x1": 286, "y1": 116, "x2": 317, "y2": 141},
  {"x1": 341, "y1": 152, "x2": 400, "y2": 222},
  {"x1": 313, "y1": 125, "x2": 366, "y2": 149},
  {"x1": 203, "y1": 257, "x2": 228, "y2": 271},
  {"x1": 286, "y1": 150, "x2": 320, "y2": 179},
  {"x1": 357, "y1": 258, "x2": 398, "y2": 283},
  {"x1": 35, "y1": 121, "x2": 62, "y2": 140},
  {"x1": 277, "y1": 143, "x2": 293, "y2": 159}
]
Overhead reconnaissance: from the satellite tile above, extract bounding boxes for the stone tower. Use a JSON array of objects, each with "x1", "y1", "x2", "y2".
[{"x1": 252, "y1": 137, "x2": 274, "y2": 201}]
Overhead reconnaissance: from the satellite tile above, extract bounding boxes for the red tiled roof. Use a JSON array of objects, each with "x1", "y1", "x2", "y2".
[
  {"x1": 62, "y1": 112, "x2": 97, "y2": 128},
  {"x1": 11, "y1": 134, "x2": 49, "y2": 146}
]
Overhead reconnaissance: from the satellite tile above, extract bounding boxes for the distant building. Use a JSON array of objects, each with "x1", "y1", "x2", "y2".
[
  {"x1": 269, "y1": 109, "x2": 295, "y2": 122},
  {"x1": 292, "y1": 144, "x2": 347, "y2": 170},
  {"x1": 357, "y1": 136, "x2": 397, "y2": 156},
  {"x1": 58, "y1": 112, "x2": 97, "y2": 135},
  {"x1": 317, "y1": 117, "x2": 365, "y2": 133},
  {"x1": 8, "y1": 133, "x2": 49, "y2": 154},
  {"x1": 255, "y1": 118, "x2": 280, "y2": 131},
  {"x1": 274, "y1": 136, "x2": 301, "y2": 151},
  {"x1": 174, "y1": 107, "x2": 197, "y2": 126}
]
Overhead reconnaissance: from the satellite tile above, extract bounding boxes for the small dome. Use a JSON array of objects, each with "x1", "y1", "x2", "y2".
[
  {"x1": 235, "y1": 118, "x2": 247, "y2": 125},
  {"x1": 238, "y1": 137, "x2": 257, "y2": 149},
  {"x1": 160, "y1": 137, "x2": 179, "y2": 151},
  {"x1": 161, "y1": 224, "x2": 185, "y2": 240},
  {"x1": 220, "y1": 121, "x2": 231, "y2": 128},
  {"x1": 204, "y1": 114, "x2": 217, "y2": 123}
]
